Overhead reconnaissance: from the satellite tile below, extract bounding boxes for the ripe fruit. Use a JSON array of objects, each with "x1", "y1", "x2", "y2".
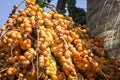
[{"x1": 0, "y1": 0, "x2": 119, "y2": 80}]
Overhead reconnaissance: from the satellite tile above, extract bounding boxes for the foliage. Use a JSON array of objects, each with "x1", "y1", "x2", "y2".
[
  {"x1": 66, "y1": 0, "x2": 86, "y2": 25},
  {"x1": 36, "y1": 0, "x2": 52, "y2": 7}
]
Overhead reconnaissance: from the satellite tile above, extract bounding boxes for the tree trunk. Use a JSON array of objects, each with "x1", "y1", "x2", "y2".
[
  {"x1": 56, "y1": 0, "x2": 66, "y2": 12},
  {"x1": 87, "y1": 0, "x2": 120, "y2": 59}
]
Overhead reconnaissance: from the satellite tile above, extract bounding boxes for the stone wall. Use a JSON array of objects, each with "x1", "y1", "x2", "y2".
[{"x1": 87, "y1": 0, "x2": 120, "y2": 59}]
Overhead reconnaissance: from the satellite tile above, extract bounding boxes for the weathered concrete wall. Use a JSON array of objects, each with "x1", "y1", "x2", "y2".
[{"x1": 87, "y1": 0, "x2": 120, "y2": 59}]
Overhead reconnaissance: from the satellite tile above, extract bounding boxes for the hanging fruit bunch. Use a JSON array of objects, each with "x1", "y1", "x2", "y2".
[{"x1": 0, "y1": 0, "x2": 120, "y2": 80}]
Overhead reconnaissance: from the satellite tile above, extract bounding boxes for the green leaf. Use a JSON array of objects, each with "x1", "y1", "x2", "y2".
[{"x1": 36, "y1": 0, "x2": 44, "y2": 7}]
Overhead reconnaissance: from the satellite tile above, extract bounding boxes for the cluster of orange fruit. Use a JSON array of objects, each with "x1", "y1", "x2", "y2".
[{"x1": 0, "y1": 0, "x2": 120, "y2": 80}]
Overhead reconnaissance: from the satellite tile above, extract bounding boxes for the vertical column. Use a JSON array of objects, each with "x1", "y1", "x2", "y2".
[{"x1": 87, "y1": 0, "x2": 120, "y2": 59}]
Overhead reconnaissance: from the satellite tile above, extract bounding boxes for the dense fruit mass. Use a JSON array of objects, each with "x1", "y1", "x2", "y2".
[{"x1": 0, "y1": 0, "x2": 120, "y2": 80}]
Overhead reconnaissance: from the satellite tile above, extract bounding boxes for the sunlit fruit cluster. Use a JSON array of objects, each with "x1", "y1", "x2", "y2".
[{"x1": 0, "y1": 0, "x2": 120, "y2": 80}]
